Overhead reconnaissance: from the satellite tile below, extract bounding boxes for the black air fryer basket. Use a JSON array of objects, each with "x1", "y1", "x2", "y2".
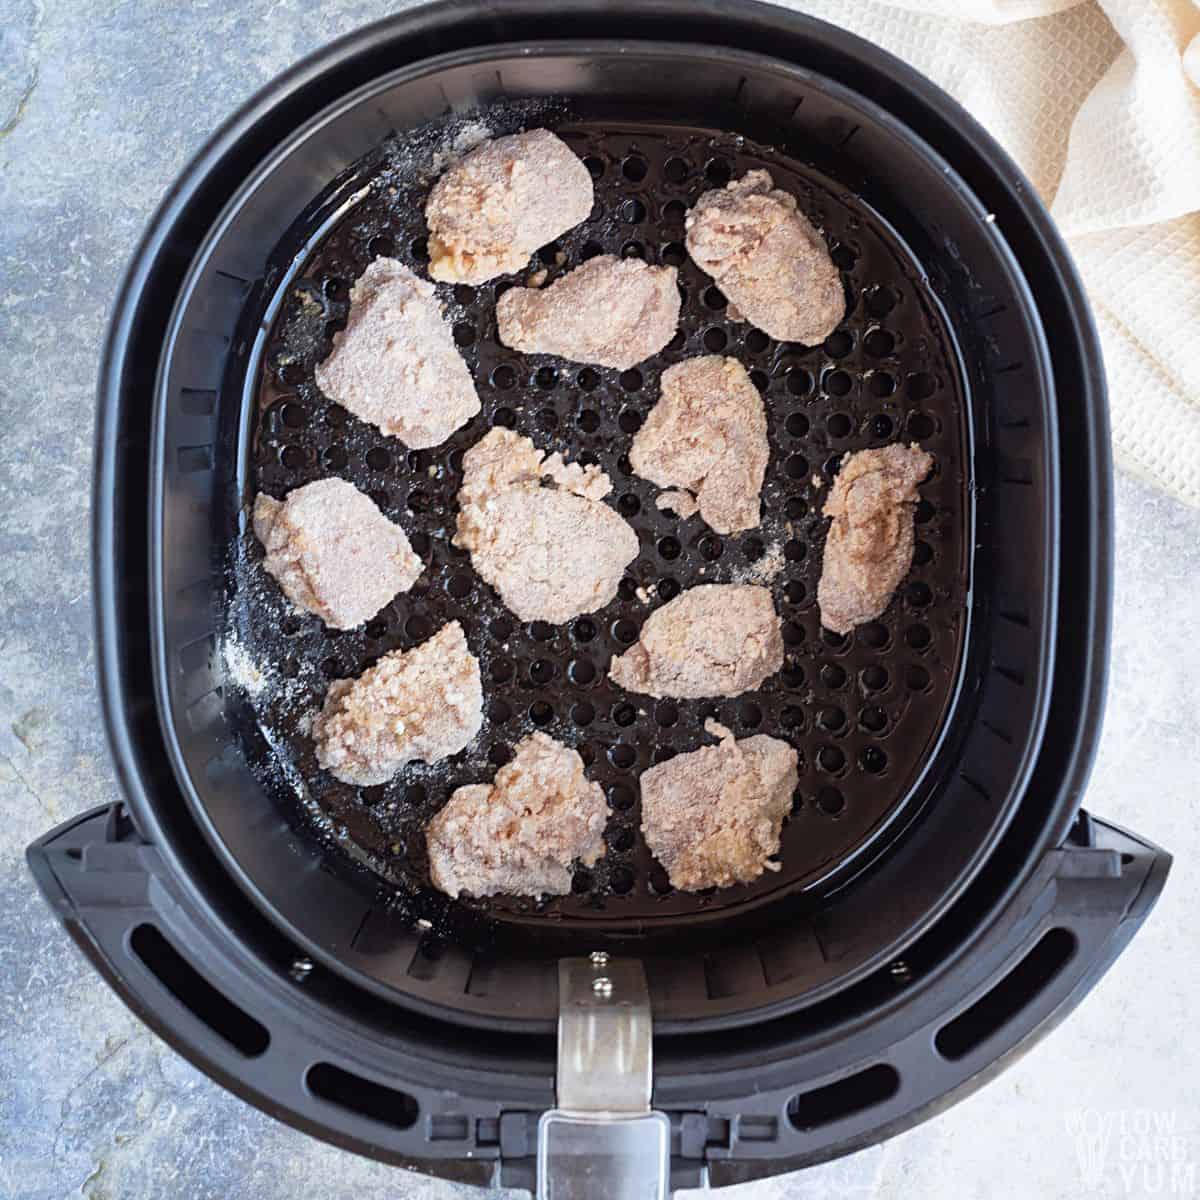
[{"x1": 30, "y1": 4, "x2": 1170, "y2": 1195}]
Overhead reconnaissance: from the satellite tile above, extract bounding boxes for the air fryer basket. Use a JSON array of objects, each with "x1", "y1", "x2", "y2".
[
  {"x1": 152, "y1": 43, "x2": 1055, "y2": 1032},
  {"x1": 30, "y1": 3, "x2": 1169, "y2": 1193}
]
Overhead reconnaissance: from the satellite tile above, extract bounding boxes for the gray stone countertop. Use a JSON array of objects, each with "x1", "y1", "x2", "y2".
[{"x1": 1, "y1": 2, "x2": 1195, "y2": 1197}]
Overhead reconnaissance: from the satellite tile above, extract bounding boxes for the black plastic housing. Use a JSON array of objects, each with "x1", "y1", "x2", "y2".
[{"x1": 32, "y1": 2, "x2": 1170, "y2": 1190}]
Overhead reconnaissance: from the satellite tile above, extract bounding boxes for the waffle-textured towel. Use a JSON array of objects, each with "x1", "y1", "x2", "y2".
[{"x1": 781, "y1": 0, "x2": 1200, "y2": 505}]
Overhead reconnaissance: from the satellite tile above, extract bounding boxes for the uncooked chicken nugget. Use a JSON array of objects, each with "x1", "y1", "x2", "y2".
[
  {"x1": 253, "y1": 478, "x2": 422, "y2": 631},
  {"x1": 454, "y1": 428, "x2": 639, "y2": 623},
  {"x1": 641, "y1": 720, "x2": 798, "y2": 891},
  {"x1": 496, "y1": 254, "x2": 680, "y2": 370},
  {"x1": 314, "y1": 258, "x2": 479, "y2": 448},
  {"x1": 313, "y1": 621, "x2": 482, "y2": 786},
  {"x1": 426, "y1": 732, "x2": 607, "y2": 898},
  {"x1": 686, "y1": 169, "x2": 844, "y2": 344},
  {"x1": 609, "y1": 584, "x2": 783, "y2": 699},
  {"x1": 425, "y1": 129, "x2": 593, "y2": 285},
  {"x1": 630, "y1": 356, "x2": 768, "y2": 534},
  {"x1": 817, "y1": 443, "x2": 933, "y2": 634}
]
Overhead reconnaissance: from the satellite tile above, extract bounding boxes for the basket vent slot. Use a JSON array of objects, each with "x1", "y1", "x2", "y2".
[
  {"x1": 787, "y1": 1064, "x2": 900, "y2": 1130},
  {"x1": 306, "y1": 1063, "x2": 418, "y2": 1130},
  {"x1": 935, "y1": 927, "x2": 1076, "y2": 1061},
  {"x1": 130, "y1": 923, "x2": 268, "y2": 1057}
]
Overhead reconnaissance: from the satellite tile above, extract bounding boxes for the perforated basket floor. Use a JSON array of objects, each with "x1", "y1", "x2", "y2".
[{"x1": 233, "y1": 113, "x2": 968, "y2": 934}]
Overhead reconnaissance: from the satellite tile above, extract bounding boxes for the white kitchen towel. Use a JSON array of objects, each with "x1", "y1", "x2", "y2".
[{"x1": 776, "y1": 0, "x2": 1200, "y2": 505}]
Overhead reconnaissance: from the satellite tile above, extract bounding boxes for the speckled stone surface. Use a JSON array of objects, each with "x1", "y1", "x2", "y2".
[{"x1": 0, "y1": 3, "x2": 1196, "y2": 1198}]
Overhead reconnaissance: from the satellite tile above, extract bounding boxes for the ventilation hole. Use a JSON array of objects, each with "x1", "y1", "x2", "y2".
[
  {"x1": 781, "y1": 662, "x2": 806, "y2": 688},
  {"x1": 576, "y1": 366, "x2": 602, "y2": 392},
  {"x1": 619, "y1": 197, "x2": 647, "y2": 225},
  {"x1": 781, "y1": 705, "x2": 804, "y2": 729},
  {"x1": 785, "y1": 580, "x2": 807, "y2": 605},
  {"x1": 323, "y1": 445, "x2": 350, "y2": 471},
  {"x1": 915, "y1": 499, "x2": 935, "y2": 524},
  {"x1": 131, "y1": 925, "x2": 268, "y2": 1057},
  {"x1": 739, "y1": 702, "x2": 762, "y2": 728},
  {"x1": 697, "y1": 535, "x2": 723, "y2": 562},
  {"x1": 785, "y1": 454, "x2": 809, "y2": 480},
  {"x1": 786, "y1": 367, "x2": 813, "y2": 397},
  {"x1": 406, "y1": 784, "x2": 426, "y2": 805},
  {"x1": 491, "y1": 617, "x2": 513, "y2": 642},
  {"x1": 743, "y1": 535, "x2": 765, "y2": 561},
  {"x1": 616, "y1": 368, "x2": 644, "y2": 394},
  {"x1": 622, "y1": 155, "x2": 648, "y2": 182},
  {"x1": 907, "y1": 581, "x2": 933, "y2": 607},
  {"x1": 280, "y1": 403, "x2": 306, "y2": 429},
  {"x1": 662, "y1": 199, "x2": 687, "y2": 225},
  {"x1": 787, "y1": 1064, "x2": 899, "y2": 1130},
  {"x1": 661, "y1": 242, "x2": 686, "y2": 267},
  {"x1": 323, "y1": 277, "x2": 348, "y2": 301},
  {"x1": 705, "y1": 158, "x2": 732, "y2": 185},
  {"x1": 366, "y1": 233, "x2": 395, "y2": 258},
  {"x1": 820, "y1": 664, "x2": 846, "y2": 689},
  {"x1": 703, "y1": 328, "x2": 728, "y2": 352},
  {"x1": 621, "y1": 241, "x2": 645, "y2": 260},
  {"x1": 816, "y1": 785, "x2": 845, "y2": 813},
  {"x1": 568, "y1": 658, "x2": 595, "y2": 686},
  {"x1": 537, "y1": 241, "x2": 562, "y2": 267},
  {"x1": 786, "y1": 413, "x2": 810, "y2": 438},
  {"x1": 908, "y1": 411, "x2": 936, "y2": 439},
  {"x1": 657, "y1": 536, "x2": 681, "y2": 561},
  {"x1": 818, "y1": 706, "x2": 846, "y2": 732},
  {"x1": 663, "y1": 156, "x2": 689, "y2": 183},
  {"x1": 610, "y1": 744, "x2": 636, "y2": 769},
  {"x1": 818, "y1": 746, "x2": 846, "y2": 775},
  {"x1": 609, "y1": 865, "x2": 635, "y2": 894},
  {"x1": 782, "y1": 621, "x2": 805, "y2": 647},
  {"x1": 280, "y1": 445, "x2": 307, "y2": 469},
  {"x1": 860, "y1": 746, "x2": 888, "y2": 774},
  {"x1": 869, "y1": 372, "x2": 895, "y2": 399},
  {"x1": 571, "y1": 869, "x2": 594, "y2": 894},
  {"x1": 913, "y1": 540, "x2": 933, "y2": 566},
  {"x1": 529, "y1": 659, "x2": 557, "y2": 685},
  {"x1": 572, "y1": 701, "x2": 595, "y2": 727},
  {"x1": 935, "y1": 929, "x2": 1076, "y2": 1061},
  {"x1": 858, "y1": 622, "x2": 889, "y2": 650},
  {"x1": 582, "y1": 155, "x2": 604, "y2": 180},
  {"x1": 488, "y1": 699, "x2": 511, "y2": 724},
  {"x1": 863, "y1": 329, "x2": 895, "y2": 358},
  {"x1": 745, "y1": 329, "x2": 770, "y2": 354},
  {"x1": 609, "y1": 827, "x2": 636, "y2": 853},
  {"x1": 527, "y1": 366, "x2": 556, "y2": 392},
  {"x1": 529, "y1": 701, "x2": 554, "y2": 727},
  {"x1": 529, "y1": 621, "x2": 555, "y2": 642},
  {"x1": 786, "y1": 496, "x2": 808, "y2": 520},
  {"x1": 489, "y1": 742, "x2": 513, "y2": 766},
  {"x1": 572, "y1": 410, "x2": 601, "y2": 437},
  {"x1": 613, "y1": 619, "x2": 639, "y2": 644},
  {"x1": 404, "y1": 614, "x2": 433, "y2": 642},
  {"x1": 574, "y1": 618, "x2": 597, "y2": 643},
  {"x1": 613, "y1": 703, "x2": 638, "y2": 727},
  {"x1": 824, "y1": 370, "x2": 852, "y2": 397},
  {"x1": 821, "y1": 629, "x2": 848, "y2": 651},
  {"x1": 619, "y1": 409, "x2": 643, "y2": 433},
  {"x1": 904, "y1": 664, "x2": 930, "y2": 692},
  {"x1": 617, "y1": 493, "x2": 641, "y2": 517},
  {"x1": 826, "y1": 413, "x2": 852, "y2": 439},
  {"x1": 784, "y1": 539, "x2": 807, "y2": 562},
  {"x1": 861, "y1": 666, "x2": 889, "y2": 692},
  {"x1": 654, "y1": 702, "x2": 678, "y2": 727},
  {"x1": 490, "y1": 364, "x2": 516, "y2": 390},
  {"x1": 702, "y1": 286, "x2": 728, "y2": 311},
  {"x1": 658, "y1": 577, "x2": 681, "y2": 601},
  {"x1": 490, "y1": 659, "x2": 513, "y2": 683},
  {"x1": 905, "y1": 625, "x2": 931, "y2": 650},
  {"x1": 365, "y1": 447, "x2": 391, "y2": 472},
  {"x1": 871, "y1": 414, "x2": 895, "y2": 439},
  {"x1": 824, "y1": 330, "x2": 853, "y2": 358},
  {"x1": 609, "y1": 784, "x2": 635, "y2": 812},
  {"x1": 908, "y1": 372, "x2": 936, "y2": 401},
  {"x1": 307, "y1": 1063, "x2": 418, "y2": 1130},
  {"x1": 579, "y1": 240, "x2": 604, "y2": 262}
]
